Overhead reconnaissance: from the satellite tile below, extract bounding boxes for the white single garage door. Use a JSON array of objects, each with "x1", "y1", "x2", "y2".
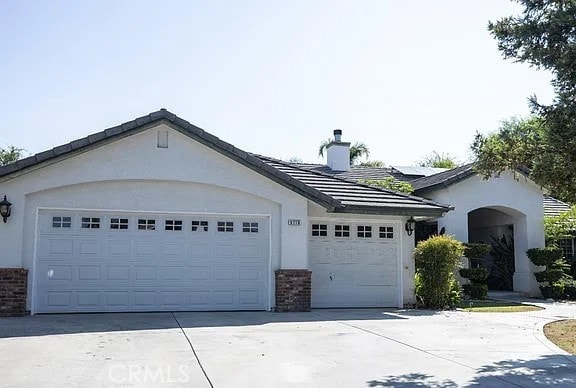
[
  {"x1": 309, "y1": 221, "x2": 399, "y2": 308},
  {"x1": 35, "y1": 210, "x2": 269, "y2": 313}
]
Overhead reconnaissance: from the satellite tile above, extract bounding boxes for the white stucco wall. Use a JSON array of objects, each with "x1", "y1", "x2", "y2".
[
  {"x1": 425, "y1": 172, "x2": 545, "y2": 295},
  {"x1": 307, "y1": 202, "x2": 416, "y2": 306},
  {"x1": 0, "y1": 124, "x2": 311, "y2": 308}
]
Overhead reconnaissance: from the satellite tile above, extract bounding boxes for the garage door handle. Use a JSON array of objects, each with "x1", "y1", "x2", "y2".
[{"x1": 330, "y1": 274, "x2": 333, "y2": 281}]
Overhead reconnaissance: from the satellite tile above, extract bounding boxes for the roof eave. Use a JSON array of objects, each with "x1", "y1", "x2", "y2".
[{"x1": 331, "y1": 205, "x2": 451, "y2": 217}]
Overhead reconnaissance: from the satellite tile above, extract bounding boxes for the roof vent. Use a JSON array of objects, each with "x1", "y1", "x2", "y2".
[{"x1": 334, "y1": 129, "x2": 342, "y2": 142}]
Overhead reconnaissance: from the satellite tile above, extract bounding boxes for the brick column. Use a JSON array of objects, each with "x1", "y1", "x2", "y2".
[
  {"x1": 275, "y1": 269, "x2": 311, "y2": 312},
  {"x1": 0, "y1": 268, "x2": 28, "y2": 317}
]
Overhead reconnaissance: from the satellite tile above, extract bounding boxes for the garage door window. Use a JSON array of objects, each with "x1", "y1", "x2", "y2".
[
  {"x1": 242, "y1": 222, "x2": 259, "y2": 233},
  {"x1": 379, "y1": 226, "x2": 394, "y2": 239},
  {"x1": 311, "y1": 224, "x2": 327, "y2": 237},
  {"x1": 192, "y1": 220, "x2": 209, "y2": 232},
  {"x1": 334, "y1": 224, "x2": 350, "y2": 237},
  {"x1": 138, "y1": 219, "x2": 156, "y2": 230},
  {"x1": 165, "y1": 220, "x2": 183, "y2": 231},
  {"x1": 357, "y1": 225, "x2": 372, "y2": 238},
  {"x1": 217, "y1": 221, "x2": 234, "y2": 232},
  {"x1": 110, "y1": 218, "x2": 129, "y2": 230},
  {"x1": 81, "y1": 217, "x2": 100, "y2": 229},
  {"x1": 52, "y1": 216, "x2": 72, "y2": 228}
]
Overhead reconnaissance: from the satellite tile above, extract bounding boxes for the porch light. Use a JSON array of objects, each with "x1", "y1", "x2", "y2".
[
  {"x1": 0, "y1": 195, "x2": 12, "y2": 223},
  {"x1": 405, "y1": 216, "x2": 416, "y2": 236}
]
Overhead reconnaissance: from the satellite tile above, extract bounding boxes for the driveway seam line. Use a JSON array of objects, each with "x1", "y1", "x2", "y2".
[
  {"x1": 319, "y1": 314, "x2": 525, "y2": 388},
  {"x1": 171, "y1": 312, "x2": 214, "y2": 388}
]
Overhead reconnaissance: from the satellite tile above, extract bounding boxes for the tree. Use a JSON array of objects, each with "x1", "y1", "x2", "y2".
[
  {"x1": 286, "y1": 156, "x2": 303, "y2": 163},
  {"x1": 361, "y1": 177, "x2": 414, "y2": 194},
  {"x1": 318, "y1": 139, "x2": 370, "y2": 165},
  {"x1": 472, "y1": 1, "x2": 576, "y2": 203},
  {"x1": 417, "y1": 151, "x2": 459, "y2": 169},
  {"x1": 471, "y1": 116, "x2": 542, "y2": 180},
  {"x1": 359, "y1": 160, "x2": 385, "y2": 168},
  {"x1": 0, "y1": 146, "x2": 24, "y2": 166}
]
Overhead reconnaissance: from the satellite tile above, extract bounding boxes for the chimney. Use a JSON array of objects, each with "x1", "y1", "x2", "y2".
[{"x1": 326, "y1": 129, "x2": 350, "y2": 171}]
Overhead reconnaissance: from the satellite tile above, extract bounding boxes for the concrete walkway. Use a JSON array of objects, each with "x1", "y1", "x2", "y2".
[{"x1": 1, "y1": 303, "x2": 575, "y2": 387}]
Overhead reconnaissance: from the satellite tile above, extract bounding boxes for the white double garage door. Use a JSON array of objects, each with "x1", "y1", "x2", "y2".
[{"x1": 35, "y1": 210, "x2": 270, "y2": 313}]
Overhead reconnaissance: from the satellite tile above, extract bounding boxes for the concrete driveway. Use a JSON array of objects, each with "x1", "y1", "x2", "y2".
[{"x1": 1, "y1": 302, "x2": 575, "y2": 387}]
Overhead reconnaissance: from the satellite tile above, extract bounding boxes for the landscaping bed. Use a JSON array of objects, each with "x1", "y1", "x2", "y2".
[
  {"x1": 544, "y1": 320, "x2": 576, "y2": 355},
  {"x1": 457, "y1": 299, "x2": 543, "y2": 312}
]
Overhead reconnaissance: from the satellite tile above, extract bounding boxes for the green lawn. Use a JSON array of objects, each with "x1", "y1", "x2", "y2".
[
  {"x1": 457, "y1": 299, "x2": 543, "y2": 312},
  {"x1": 544, "y1": 320, "x2": 576, "y2": 354}
]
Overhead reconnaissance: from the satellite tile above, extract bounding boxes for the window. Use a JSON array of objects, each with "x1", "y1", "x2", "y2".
[
  {"x1": 379, "y1": 226, "x2": 394, "y2": 239},
  {"x1": 311, "y1": 224, "x2": 327, "y2": 237},
  {"x1": 217, "y1": 221, "x2": 234, "y2": 232},
  {"x1": 110, "y1": 218, "x2": 129, "y2": 230},
  {"x1": 357, "y1": 225, "x2": 372, "y2": 238},
  {"x1": 138, "y1": 219, "x2": 156, "y2": 230},
  {"x1": 243, "y1": 222, "x2": 259, "y2": 233},
  {"x1": 81, "y1": 217, "x2": 100, "y2": 229},
  {"x1": 192, "y1": 220, "x2": 209, "y2": 232},
  {"x1": 52, "y1": 216, "x2": 72, "y2": 228},
  {"x1": 559, "y1": 238, "x2": 575, "y2": 262},
  {"x1": 165, "y1": 220, "x2": 183, "y2": 231},
  {"x1": 335, "y1": 224, "x2": 350, "y2": 237}
]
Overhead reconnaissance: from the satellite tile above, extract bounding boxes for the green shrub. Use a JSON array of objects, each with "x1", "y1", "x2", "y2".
[
  {"x1": 527, "y1": 247, "x2": 563, "y2": 266},
  {"x1": 463, "y1": 243, "x2": 491, "y2": 259},
  {"x1": 414, "y1": 235, "x2": 464, "y2": 309},
  {"x1": 462, "y1": 283, "x2": 489, "y2": 300},
  {"x1": 540, "y1": 284, "x2": 565, "y2": 300},
  {"x1": 534, "y1": 268, "x2": 566, "y2": 284},
  {"x1": 564, "y1": 280, "x2": 576, "y2": 300},
  {"x1": 459, "y1": 268, "x2": 488, "y2": 283},
  {"x1": 528, "y1": 247, "x2": 570, "y2": 300},
  {"x1": 448, "y1": 277, "x2": 462, "y2": 306},
  {"x1": 460, "y1": 267, "x2": 489, "y2": 300}
]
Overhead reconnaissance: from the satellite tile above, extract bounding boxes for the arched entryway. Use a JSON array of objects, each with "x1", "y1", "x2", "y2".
[{"x1": 467, "y1": 206, "x2": 528, "y2": 292}]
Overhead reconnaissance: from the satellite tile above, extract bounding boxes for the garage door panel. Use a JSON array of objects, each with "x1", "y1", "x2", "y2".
[
  {"x1": 162, "y1": 243, "x2": 185, "y2": 256},
  {"x1": 161, "y1": 266, "x2": 188, "y2": 280},
  {"x1": 106, "y1": 291, "x2": 130, "y2": 308},
  {"x1": 77, "y1": 265, "x2": 102, "y2": 281},
  {"x1": 136, "y1": 242, "x2": 158, "y2": 256},
  {"x1": 106, "y1": 266, "x2": 130, "y2": 280},
  {"x1": 133, "y1": 291, "x2": 157, "y2": 308},
  {"x1": 77, "y1": 291, "x2": 101, "y2": 308},
  {"x1": 36, "y1": 210, "x2": 270, "y2": 313},
  {"x1": 79, "y1": 240, "x2": 102, "y2": 255},
  {"x1": 108, "y1": 242, "x2": 131, "y2": 256},
  {"x1": 189, "y1": 266, "x2": 210, "y2": 280},
  {"x1": 190, "y1": 246, "x2": 213, "y2": 258},
  {"x1": 134, "y1": 266, "x2": 157, "y2": 280}
]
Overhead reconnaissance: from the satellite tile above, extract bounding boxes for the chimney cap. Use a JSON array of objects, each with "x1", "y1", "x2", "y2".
[{"x1": 333, "y1": 129, "x2": 342, "y2": 136}]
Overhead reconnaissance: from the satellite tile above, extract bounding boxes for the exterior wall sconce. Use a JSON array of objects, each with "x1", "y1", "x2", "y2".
[
  {"x1": 0, "y1": 195, "x2": 12, "y2": 223},
  {"x1": 405, "y1": 216, "x2": 416, "y2": 236}
]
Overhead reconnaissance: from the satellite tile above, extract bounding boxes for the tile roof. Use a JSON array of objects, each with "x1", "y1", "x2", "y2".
[
  {"x1": 290, "y1": 163, "x2": 412, "y2": 182},
  {"x1": 410, "y1": 164, "x2": 475, "y2": 192},
  {"x1": 256, "y1": 156, "x2": 452, "y2": 216},
  {"x1": 0, "y1": 109, "x2": 451, "y2": 217},
  {"x1": 543, "y1": 195, "x2": 572, "y2": 217}
]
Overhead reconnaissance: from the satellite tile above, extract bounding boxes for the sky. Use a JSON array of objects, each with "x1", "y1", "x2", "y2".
[{"x1": 0, "y1": 1, "x2": 556, "y2": 166}]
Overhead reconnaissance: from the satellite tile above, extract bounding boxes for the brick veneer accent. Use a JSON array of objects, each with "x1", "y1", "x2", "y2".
[
  {"x1": 275, "y1": 269, "x2": 311, "y2": 312},
  {"x1": 0, "y1": 268, "x2": 28, "y2": 317}
]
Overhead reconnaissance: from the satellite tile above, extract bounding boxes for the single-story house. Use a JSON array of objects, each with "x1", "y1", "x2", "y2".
[{"x1": 0, "y1": 110, "x2": 545, "y2": 315}]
